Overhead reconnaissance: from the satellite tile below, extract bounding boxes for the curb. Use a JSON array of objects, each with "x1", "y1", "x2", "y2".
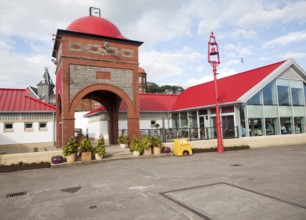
[{"x1": 51, "y1": 153, "x2": 173, "y2": 168}]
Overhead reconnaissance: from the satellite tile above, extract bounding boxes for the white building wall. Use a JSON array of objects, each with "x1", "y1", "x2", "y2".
[
  {"x1": 0, "y1": 121, "x2": 55, "y2": 145},
  {"x1": 74, "y1": 111, "x2": 90, "y2": 136}
]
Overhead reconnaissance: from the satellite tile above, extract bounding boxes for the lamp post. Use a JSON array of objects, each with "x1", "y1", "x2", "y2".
[{"x1": 208, "y1": 32, "x2": 224, "y2": 153}]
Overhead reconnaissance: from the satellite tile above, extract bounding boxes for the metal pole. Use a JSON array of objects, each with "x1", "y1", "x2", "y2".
[{"x1": 212, "y1": 62, "x2": 224, "y2": 153}]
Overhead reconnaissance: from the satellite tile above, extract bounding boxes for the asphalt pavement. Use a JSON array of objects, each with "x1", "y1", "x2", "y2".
[{"x1": 0, "y1": 145, "x2": 306, "y2": 220}]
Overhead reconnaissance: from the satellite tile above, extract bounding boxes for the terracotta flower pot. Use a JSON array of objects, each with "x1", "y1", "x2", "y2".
[
  {"x1": 66, "y1": 153, "x2": 77, "y2": 163},
  {"x1": 81, "y1": 152, "x2": 92, "y2": 161},
  {"x1": 153, "y1": 147, "x2": 161, "y2": 155},
  {"x1": 143, "y1": 148, "x2": 152, "y2": 155}
]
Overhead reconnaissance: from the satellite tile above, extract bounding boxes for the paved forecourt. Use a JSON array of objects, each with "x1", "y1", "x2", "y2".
[{"x1": 0, "y1": 144, "x2": 305, "y2": 219}]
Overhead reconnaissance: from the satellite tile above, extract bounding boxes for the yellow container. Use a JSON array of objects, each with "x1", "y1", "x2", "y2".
[{"x1": 173, "y1": 138, "x2": 193, "y2": 156}]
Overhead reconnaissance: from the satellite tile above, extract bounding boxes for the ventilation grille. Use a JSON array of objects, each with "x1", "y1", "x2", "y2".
[
  {"x1": 6, "y1": 191, "x2": 27, "y2": 198},
  {"x1": 61, "y1": 186, "x2": 81, "y2": 193}
]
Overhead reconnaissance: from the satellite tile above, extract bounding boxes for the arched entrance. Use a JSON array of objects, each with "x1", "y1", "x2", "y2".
[
  {"x1": 52, "y1": 15, "x2": 143, "y2": 147},
  {"x1": 70, "y1": 84, "x2": 139, "y2": 145}
]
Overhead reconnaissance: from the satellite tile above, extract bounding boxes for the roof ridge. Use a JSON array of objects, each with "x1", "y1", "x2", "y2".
[
  {"x1": 186, "y1": 59, "x2": 287, "y2": 90},
  {"x1": 24, "y1": 94, "x2": 56, "y2": 109}
]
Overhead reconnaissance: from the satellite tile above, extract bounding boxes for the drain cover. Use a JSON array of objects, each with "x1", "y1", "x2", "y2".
[
  {"x1": 89, "y1": 205, "x2": 97, "y2": 209},
  {"x1": 231, "y1": 164, "x2": 242, "y2": 167},
  {"x1": 6, "y1": 191, "x2": 27, "y2": 198},
  {"x1": 61, "y1": 186, "x2": 81, "y2": 193}
]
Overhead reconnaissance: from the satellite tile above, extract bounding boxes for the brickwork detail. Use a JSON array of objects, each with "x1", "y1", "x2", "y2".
[
  {"x1": 96, "y1": 72, "x2": 111, "y2": 79},
  {"x1": 69, "y1": 65, "x2": 134, "y2": 102},
  {"x1": 68, "y1": 41, "x2": 134, "y2": 58}
]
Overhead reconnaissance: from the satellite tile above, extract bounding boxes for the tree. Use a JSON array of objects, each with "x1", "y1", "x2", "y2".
[{"x1": 147, "y1": 82, "x2": 184, "y2": 94}]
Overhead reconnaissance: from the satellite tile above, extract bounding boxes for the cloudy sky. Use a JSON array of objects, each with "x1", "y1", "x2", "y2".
[{"x1": 1, "y1": 0, "x2": 306, "y2": 89}]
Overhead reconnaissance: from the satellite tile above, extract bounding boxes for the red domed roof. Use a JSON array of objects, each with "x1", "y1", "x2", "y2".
[
  {"x1": 67, "y1": 16, "x2": 127, "y2": 39},
  {"x1": 138, "y1": 67, "x2": 146, "y2": 73}
]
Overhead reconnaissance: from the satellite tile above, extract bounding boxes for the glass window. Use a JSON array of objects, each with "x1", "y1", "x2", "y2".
[
  {"x1": 221, "y1": 106, "x2": 234, "y2": 113},
  {"x1": 263, "y1": 80, "x2": 277, "y2": 105},
  {"x1": 25, "y1": 122, "x2": 33, "y2": 130},
  {"x1": 249, "y1": 118, "x2": 263, "y2": 136},
  {"x1": 188, "y1": 111, "x2": 197, "y2": 128},
  {"x1": 180, "y1": 112, "x2": 188, "y2": 127},
  {"x1": 294, "y1": 117, "x2": 303, "y2": 134},
  {"x1": 222, "y1": 115, "x2": 235, "y2": 138},
  {"x1": 239, "y1": 105, "x2": 246, "y2": 137},
  {"x1": 277, "y1": 79, "x2": 290, "y2": 106},
  {"x1": 291, "y1": 88, "x2": 303, "y2": 106},
  {"x1": 198, "y1": 109, "x2": 207, "y2": 115},
  {"x1": 39, "y1": 122, "x2": 47, "y2": 130},
  {"x1": 265, "y1": 118, "x2": 276, "y2": 135},
  {"x1": 4, "y1": 123, "x2": 13, "y2": 131},
  {"x1": 304, "y1": 83, "x2": 306, "y2": 104},
  {"x1": 280, "y1": 117, "x2": 292, "y2": 134},
  {"x1": 247, "y1": 92, "x2": 261, "y2": 105},
  {"x1": 172, "y1": 113, "x2": 179, "y2": 128},
  {"x1": 291, "y1": 80, "x2": 303, "y2": 106}
]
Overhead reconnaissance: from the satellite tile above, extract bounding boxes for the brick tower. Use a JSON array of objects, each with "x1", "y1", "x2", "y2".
[{"x1": 52, "y1": 13, "x2": 142, "y2": 147}]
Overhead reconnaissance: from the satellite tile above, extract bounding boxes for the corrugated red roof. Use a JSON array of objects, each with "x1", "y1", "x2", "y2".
[
  {"x1": 172, "y1": 60, "x2": 286, "y2": 110},
  {"x1": 0, "y1": 88, "x2": 56, "y2": 112},
  {"x1": 85, "y1": 93, "x2": 178, "y2": 116}
]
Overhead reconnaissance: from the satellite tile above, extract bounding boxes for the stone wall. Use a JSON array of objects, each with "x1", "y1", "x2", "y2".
[{"x1": 69, "y1": 65, "x2": 133, "y2": 102}]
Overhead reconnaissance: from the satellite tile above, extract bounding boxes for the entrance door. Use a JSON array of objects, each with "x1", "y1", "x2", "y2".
[
  {"x1": 222, "y1": 115, "x2": 234, "y2": 138},
  {"x1": 199, "y1": 116, "x2": 205, "y2": 140}
]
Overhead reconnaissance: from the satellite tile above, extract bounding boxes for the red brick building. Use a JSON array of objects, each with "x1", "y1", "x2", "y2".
[{"x1": 52, "y1": 15, "x2": 143, "y2": 148}]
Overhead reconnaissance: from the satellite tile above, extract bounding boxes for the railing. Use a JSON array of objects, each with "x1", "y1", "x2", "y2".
[{"x1": 119, "y1": 126, "x2": 239, "y2": 142}]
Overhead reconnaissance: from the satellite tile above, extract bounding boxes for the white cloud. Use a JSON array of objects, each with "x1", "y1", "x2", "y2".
[
  {"x1": 237, "y1": 1, "x2": 306, "y2": 27},
  {"x1": 263, "y1": 31, "x2": 306, "y2": 48},
  {"x1": 280, "y1": 52, "x2": 306, "y2": 60},
  {"x1": 223, "y1": 44, "x2": 253, "y2": 58},
  {"x1": 229, "y1": 29, "x2": 257, "y2": 39},
  {"x1": 140, "y1": 47, "x2": 204, "y2": 81}
]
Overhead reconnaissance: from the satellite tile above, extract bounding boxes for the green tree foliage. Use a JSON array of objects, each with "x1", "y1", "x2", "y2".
[{"x1": 147, "y1": 83, "x2": 184, "y2": 94}]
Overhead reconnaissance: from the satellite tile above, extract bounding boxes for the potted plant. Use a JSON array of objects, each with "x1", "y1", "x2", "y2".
[
  {"x1": 94, "y1": 135, "x2": 106, "y2": 160},
  {"x1": 78, "y1": 137, "x2": 93, "y2": 161},
  {"x1": 141, "y1": 133, "x2": 152, "y2": 155},
  {"x1": 63, "y1": 137, "x2": 78, "y2": 163},
  {"x1": 150, "y1": 135, "x2": 162, "y2": 155},
  {"x1": 130, "y1": 136, "x2": 143, "y2": 157},
  {"x1": 118, "y1": 134, "x2": 129, "y2": 149}
]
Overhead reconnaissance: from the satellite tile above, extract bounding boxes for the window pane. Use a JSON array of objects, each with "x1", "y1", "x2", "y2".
[
  {"x1": 247, "y1": 92, "x2": 261, "y2": 105},
  {"x1": 249, "y1": 118, "x2": 263, "y2": 136},
  {"x1": 277, "y1": 85, "x2": 290, "y2": 105},
  {"x1": 39, "y1": 122, "x2": 47, "y2": 129},
  {"x1": 263, "y1": 81, "x2": 276, "y2": 105},
  {"x1": 280, "y1": 117, "x2": 292, "y2": 134},
  {"x1": 5, "y1": 123, "x2": 13, "y2": 129},
  {"x1": 291, "y1": 87, "x2": 303, "y2": 106},
  {"x1": 304, "y1": 83, "x2": 306, "y2": 104},
  {"x1": 25, "y1": 123, "x2": 33, "y2": 129}
]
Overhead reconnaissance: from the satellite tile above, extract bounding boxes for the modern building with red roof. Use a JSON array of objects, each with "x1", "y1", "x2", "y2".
[
  {"x1": 0, "y1": 88, "x2": 56, "y2": 147},
  {"x1": 84, "y1": 59, "x2": 306, "y2": 142}
]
